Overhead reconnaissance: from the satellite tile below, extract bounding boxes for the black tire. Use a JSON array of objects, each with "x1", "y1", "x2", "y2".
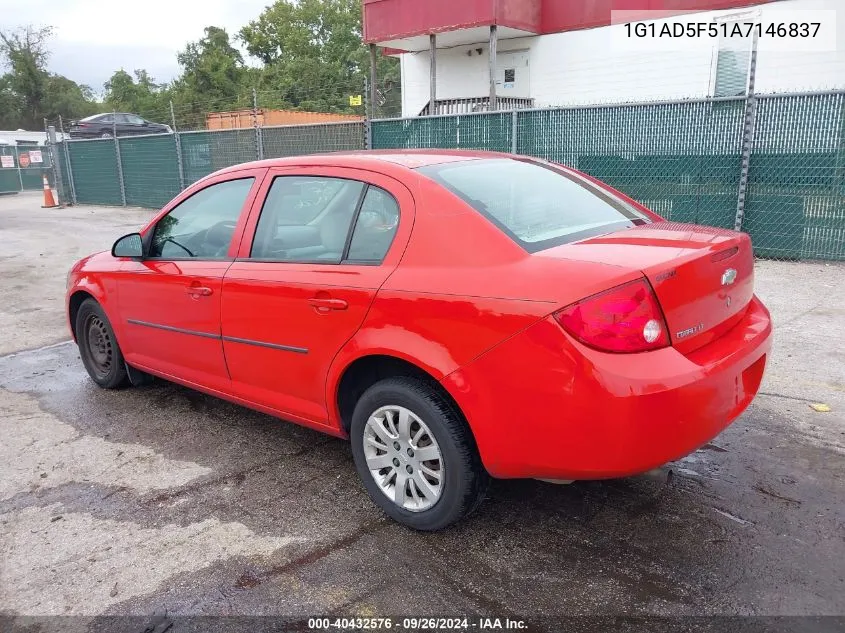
[
  {"x1": 75, "y1": 298, "x2": 129, "y2": 389},
  {"x1": 350, "y1": 377, "x2": 489, "y2": 531}
]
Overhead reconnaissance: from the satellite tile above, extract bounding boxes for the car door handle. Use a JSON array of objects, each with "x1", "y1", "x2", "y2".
[
  {"x1": 308, "y1": 297, "x2": 348, "y2": 311},
  {"x1": 187, "y1": 285, "x2": 213, "y2": 297}
]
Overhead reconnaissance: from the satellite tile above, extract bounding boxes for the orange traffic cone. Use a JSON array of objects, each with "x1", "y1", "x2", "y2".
[{"x1": 41, "y1": 174, "x2": 59, "y2": 208}]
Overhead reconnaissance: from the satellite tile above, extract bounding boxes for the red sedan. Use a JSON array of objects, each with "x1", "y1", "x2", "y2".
[{"x1": 66, "y1": 151, "x2": 772, "y2": 530}]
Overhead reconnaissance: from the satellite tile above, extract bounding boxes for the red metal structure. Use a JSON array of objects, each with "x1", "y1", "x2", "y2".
[
  {"x1": 362, "y1": 0, "x2": 778, "y2": 115},
  {"x1": 363, "y1": 0, "x2": 777, "y2": 49}
]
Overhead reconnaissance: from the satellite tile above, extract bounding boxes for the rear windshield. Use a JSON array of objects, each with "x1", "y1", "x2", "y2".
[{"x1": 417, "y1": 158, "x2": 649, "y2": 252}]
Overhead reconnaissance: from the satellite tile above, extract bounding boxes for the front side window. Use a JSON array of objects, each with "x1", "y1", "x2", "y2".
[
  {"x1": 250, "y1": 176, "x2": 365, "y2": 262},
  {"x1": 150, "y1": 177, "x2": 254, "y2": 259},
  {"x1": 418, "y1": 158, "x2": 648, "y2": 252}
]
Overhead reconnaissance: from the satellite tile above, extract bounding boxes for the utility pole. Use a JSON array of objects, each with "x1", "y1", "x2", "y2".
[
  {"x1": 429, "y1": 34, "x2": 437, "y2": 115},
  {"x1": 489, "y1": 25, "x2": 498, "y2": 111},
  {"x1": 369, "y1": 43, "x2": 378, "y2": 118}
]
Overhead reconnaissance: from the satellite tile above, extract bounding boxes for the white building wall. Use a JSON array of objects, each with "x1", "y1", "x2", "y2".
[
  {"x1": 0, "y1": 130, "x2": 64, "y2": 145},
  {"x1": 399, "y1": 0, "x2": 845, "y2": 117}
]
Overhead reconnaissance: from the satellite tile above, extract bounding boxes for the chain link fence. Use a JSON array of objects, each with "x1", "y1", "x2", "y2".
[
  {"x1": 43, "y1": 90, "x2": 844, "y2": 261},
  {"x1": 373, "y1": 90, "x2": 845, "y2": 262},
  {"x1": 51, "y1": 120, "x2": 367, "y2": 209},
  {"x1": 0, "y1": 145, "x2": 56, "y2": 195}
]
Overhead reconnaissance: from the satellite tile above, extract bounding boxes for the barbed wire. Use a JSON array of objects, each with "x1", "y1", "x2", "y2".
[{"x1": 41, "y1": 83, "x2": 395, "y2": 134}]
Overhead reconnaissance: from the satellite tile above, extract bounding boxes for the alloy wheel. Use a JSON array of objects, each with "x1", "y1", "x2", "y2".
[{"x1": 362, "y1": 405, "x2": 444, "y2": 512}]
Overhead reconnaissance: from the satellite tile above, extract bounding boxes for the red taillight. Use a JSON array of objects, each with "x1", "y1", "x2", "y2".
[{"x1": 553, "y1": 278, "x2": 669, "y2": 353}]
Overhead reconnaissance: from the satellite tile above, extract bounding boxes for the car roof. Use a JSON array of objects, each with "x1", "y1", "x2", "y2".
[
  {"x1": 86, "y1": 112, "x2": 140, "y2": 117},
  {"x1": 214, "y1": 149, "x2": 517, "y2": 176}
]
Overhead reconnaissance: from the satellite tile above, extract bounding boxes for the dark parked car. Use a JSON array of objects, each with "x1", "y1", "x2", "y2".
[{"x1": 69, "y1": 113, "x2": 172, "y2": 139}]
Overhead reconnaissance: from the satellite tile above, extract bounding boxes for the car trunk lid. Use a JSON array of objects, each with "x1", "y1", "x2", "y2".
[{"x1": 538, "y1": 221, "x2": 755, "y2": 353}]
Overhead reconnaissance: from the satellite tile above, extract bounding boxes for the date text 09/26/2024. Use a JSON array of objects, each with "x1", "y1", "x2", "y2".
[{"x1": 307, "y1": 617, "x2": 528, "y2": 630}]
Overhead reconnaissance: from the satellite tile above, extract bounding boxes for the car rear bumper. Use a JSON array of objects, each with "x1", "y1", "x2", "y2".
[{"x1": 441, "y1": 295, "x2": 772, "y2": 480}]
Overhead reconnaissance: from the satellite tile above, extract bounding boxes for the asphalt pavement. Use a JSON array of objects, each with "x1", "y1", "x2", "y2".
[{"x1": 1, "y1": 192, "x2": 843, "y2": 631}]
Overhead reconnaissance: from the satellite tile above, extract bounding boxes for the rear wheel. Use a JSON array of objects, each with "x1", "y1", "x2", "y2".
[
  {"x1": 76, "y1": 298, "x2": 128, "y2": 389},
  {"x1": 350, "y1": 377, "x2": 488, "y2": 530}
]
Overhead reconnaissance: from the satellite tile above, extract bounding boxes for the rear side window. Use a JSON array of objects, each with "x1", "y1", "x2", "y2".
[
  {"x1": 249, "y1": 177, "x2": 399, "y2": 264},
  {"x1": 346, "y1": 186, "x2": 399, "y2": 263},
  {"x1": 418, "y1": 158, "x2": 648, "y2": 252},
  {"x1": 250, "y1": 176, "x2": 364, "y2": 262}
]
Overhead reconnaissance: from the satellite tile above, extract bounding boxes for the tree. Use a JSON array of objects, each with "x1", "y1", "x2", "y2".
[
  {"x1": 104, "y1": 69, "x2": 168, "y2": 121},
  {"x1": 167, "y1": 26, "x2": 249, "y2": 128},
  {"x1": 173, "y1": 27, "x2": 245, "y2": 103},
  {"x1": 41, "y1": 74, "x2": 98, "y2": 122},
  {"x1": 0, "y1": 26, "x2": 52, "y2": 128},
  {"x1": 0, "y1": 25, "x2": 98, "y2": 129},
  {"x1": 0, "y1": 74, "x2": 23, "y2": 128},
  {"x1": 239, "y1": 0, "x2": 400, "y2": 115}
]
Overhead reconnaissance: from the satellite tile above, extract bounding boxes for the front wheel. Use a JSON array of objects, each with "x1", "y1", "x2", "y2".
[
  {"x1": 350, "y1": 377, "x2": 489, "y2": 530},
  {"x1": 75, "y1": 298, "x2": 128, "y2": 389}
]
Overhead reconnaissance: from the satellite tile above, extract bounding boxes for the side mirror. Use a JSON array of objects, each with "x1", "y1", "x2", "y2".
[{"x1": 112, "y1": 233, "x2": 144, "y2": 258}]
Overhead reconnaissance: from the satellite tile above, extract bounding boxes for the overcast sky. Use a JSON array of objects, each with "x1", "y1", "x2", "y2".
[{"x1": 0, "y1": 0, "x2": 272, "y2": 94}]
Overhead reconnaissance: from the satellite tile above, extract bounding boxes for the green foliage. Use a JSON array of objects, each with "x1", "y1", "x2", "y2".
[
  {"x1": 0, "y1": 74, "x2": 23, "y2": 128},
  {"x1": 173, "y1": 27, "x2": 245, "y2": 103},
  {"x1": 1, "y1": 3, "x2": 402, "y2": 131},
  {"x1": 0, "y1": 25, "x2": 52, "y2": 127},
  {"x1": 168, "y1": 26, "x2": 253, "y2": 129},
  {"x1": 41, "y1": 74, "x2": 98, "y2": 122},
  {"x1": 0, "y1": 25, "x2": 97, "y2": 129},
  {"x1": 103, "y1": 69, "x2": 170, "y2": 123},
  {"x1": 240, "y1": 0, "x2": 400, "y2": 115}
]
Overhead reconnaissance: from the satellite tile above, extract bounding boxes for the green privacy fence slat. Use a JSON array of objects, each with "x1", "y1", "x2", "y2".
[
  {"x1": 180, "y1": 129, "x2": 257, "y2": 186},
  {"x1": 20, "y1": 168, "x2": 47, "y2": 190},
  {"x1": 262, "y1": 122, "x2": 365, "y2": 158},
  {"x1": 370, "y1": 93, "x2": 844, "y2": 261},
  {"x1": 745, "y1": 92, "x2": 845, "y2": 261},
  {"x1": 516, "y1": 100, "x2": 746, "y2": 230},
  {"x1": 0, "y1": 172, "x2": 17, "y2": 193},
  {"x1": 0, "y1": 145, "x2": 55, "y2": 193},
  {"x1": 68, "y1": 139, "x2": 122, "y2": 205},
  {"x1": 0, "y1": 145, "x2": 18, "y2": 193},
  {"x1": 53, "y1": 142, "x2": 71, "y2": 203},
  {"x1": 119, "y1": 135, "x2": 182, "y2": 208},
  {"x1": 52, "y1": 93, "x2": 845, "y2": 261},
  {"x1": 371, "y1": 112, "x2": 513, "y2": 152},
  {"x1": 19, "y1": 145, "x2": 54, "y2": 190}
]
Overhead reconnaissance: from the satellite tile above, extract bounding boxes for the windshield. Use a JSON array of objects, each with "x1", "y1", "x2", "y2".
[{"x1": 417, "y1": 158, "x2": 649, "y2": 252}]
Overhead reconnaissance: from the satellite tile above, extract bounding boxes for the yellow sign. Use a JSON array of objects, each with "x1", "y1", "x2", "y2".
[{"x1": 349, "y1": 95, "x2": 363, "y2": 107}]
